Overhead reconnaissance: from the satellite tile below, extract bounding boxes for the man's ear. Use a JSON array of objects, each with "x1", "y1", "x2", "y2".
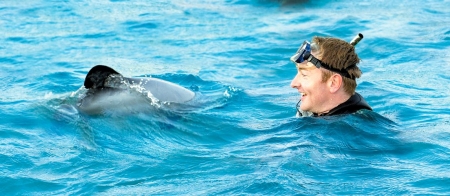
[{"x1": 328, "y1": 74, "x2": 343, "y2": 93}]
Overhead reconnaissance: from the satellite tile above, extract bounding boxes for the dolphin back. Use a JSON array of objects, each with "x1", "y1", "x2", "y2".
[
  {"x1": 125, "y1": 77, "x2": 195, "y2": 103},
  {"x1": 83, "y1": 65, "x2": 195, "y2": 103}
]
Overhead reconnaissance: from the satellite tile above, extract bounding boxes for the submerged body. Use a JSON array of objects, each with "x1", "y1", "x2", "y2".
[
  {"x1": 297, "y1": 92, "x2": 371, "y2": 117},
  {"x1": 77, "y1": 65, "x2": 195, "y2": 114}
]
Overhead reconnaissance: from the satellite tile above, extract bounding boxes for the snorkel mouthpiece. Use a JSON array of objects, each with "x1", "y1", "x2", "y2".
[{"x1": 349, "y1": 33, "x2": 363, "y2": 46}]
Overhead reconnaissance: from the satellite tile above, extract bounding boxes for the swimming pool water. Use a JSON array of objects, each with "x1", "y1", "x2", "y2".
[{"x1": 1, "y1": 0, "x2": 450, "y2": 194}]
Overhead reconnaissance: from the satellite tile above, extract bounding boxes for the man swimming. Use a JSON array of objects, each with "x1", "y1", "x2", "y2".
[{"x1": 290, "y1": 34, "x2": 372, "y2": 117}]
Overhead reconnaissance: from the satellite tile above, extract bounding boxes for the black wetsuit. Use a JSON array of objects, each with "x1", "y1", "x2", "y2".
[{"x1": 313, "y1": 92, "x2": 372, "y2": 117}]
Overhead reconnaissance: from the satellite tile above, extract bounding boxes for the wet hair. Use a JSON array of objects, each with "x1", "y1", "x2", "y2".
[{"x1": 311, "y1": 36, "x2": 362, "y2": 95}]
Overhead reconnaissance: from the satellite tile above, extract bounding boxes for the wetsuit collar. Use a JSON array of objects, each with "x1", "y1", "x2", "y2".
[{"x1": 313, "y1": 92, "x2": 372, "y2": 117}]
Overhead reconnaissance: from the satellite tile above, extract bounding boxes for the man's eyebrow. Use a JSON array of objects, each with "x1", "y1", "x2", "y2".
[
  {"x1": 296, "y1": 63, "x2": 314, "y2": 71},
  {"x1": 295, "y1": 62, "x2": 306, "y2": 69}
]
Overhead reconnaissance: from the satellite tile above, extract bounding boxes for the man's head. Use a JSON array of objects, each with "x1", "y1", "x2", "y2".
[
  {"x1": 311, "y1": 36, "x2": 361, "y2": 95},
  {"x1": 290, "y1": 36, "x2": 362, "y2": 114}
]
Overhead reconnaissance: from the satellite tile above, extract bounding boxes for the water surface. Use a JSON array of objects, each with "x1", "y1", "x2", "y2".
[{"x1": 1, "y1": 0, "x2": 450, "y2": 195}]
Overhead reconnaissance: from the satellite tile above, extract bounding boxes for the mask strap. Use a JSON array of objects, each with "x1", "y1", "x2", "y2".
[{"x1": 304, "y1": 52, "x2": 355, "y2": 80}]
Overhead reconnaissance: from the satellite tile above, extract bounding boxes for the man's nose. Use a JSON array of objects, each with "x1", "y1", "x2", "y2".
[{"x1": 290, "y1": 73, "x2": 301, "y2": 88}]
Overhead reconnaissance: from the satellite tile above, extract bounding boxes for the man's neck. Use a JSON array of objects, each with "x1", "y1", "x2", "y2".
[{"x1": 316, "y1": 92, "x2": 352, "y2": 116}]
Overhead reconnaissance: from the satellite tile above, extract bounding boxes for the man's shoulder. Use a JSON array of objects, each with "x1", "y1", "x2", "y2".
[
  {"x1": 352, "y1": 92, "x2": 372, "y2": 111},
  {"x1": 326, "y1": 92, "x2": 372, "y2": 116}
]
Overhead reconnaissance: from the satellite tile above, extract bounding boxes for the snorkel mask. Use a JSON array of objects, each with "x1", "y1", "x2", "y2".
[
  {"x1": 290, "y1": 38, "x2": 361, "y2": 80},
  {"x1": 291, "y1": 33, "x2": 363, "y2": 65},
  {"x1": 290, "y1": 40, "x2": 312, "y2": 64}
]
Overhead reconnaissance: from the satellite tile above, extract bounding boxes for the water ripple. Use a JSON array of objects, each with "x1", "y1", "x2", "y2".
[{"x1": 1, "y1": 0, "x2": 450, "y2": 195}]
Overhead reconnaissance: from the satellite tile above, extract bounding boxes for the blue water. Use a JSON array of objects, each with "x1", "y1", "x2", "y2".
[{"x1": 1, "y1": 0, "x2": 450, "y2": 195}]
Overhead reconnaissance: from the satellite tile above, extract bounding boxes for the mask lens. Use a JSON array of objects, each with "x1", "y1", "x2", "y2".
[{"x1": 290, "y1": 41, "x2": 311, "y2": 64}]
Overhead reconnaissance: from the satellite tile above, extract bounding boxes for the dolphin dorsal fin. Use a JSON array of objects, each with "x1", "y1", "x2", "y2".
[{"x1": 84, "y1": 65, "x2": 122, "y2": 89}]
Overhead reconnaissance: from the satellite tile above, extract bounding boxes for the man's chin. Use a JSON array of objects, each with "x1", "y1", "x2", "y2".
[{"x1": 300, "y1": 106, "x2": 310, "y2": 113}]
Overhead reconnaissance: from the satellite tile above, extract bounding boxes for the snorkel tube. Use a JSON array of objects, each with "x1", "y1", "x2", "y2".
[{"x1": 349, "y1": 33, "x2": 363, "y2": 46}]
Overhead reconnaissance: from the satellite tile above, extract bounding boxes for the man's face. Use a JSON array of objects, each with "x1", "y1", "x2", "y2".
[{"x1": 290, "y1": 62, "x2": 329, "y2": 114}]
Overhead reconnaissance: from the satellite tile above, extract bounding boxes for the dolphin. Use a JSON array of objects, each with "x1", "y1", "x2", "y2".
[{"x1": 77, "y1": 65, "x2": 195, "y2": 114}]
